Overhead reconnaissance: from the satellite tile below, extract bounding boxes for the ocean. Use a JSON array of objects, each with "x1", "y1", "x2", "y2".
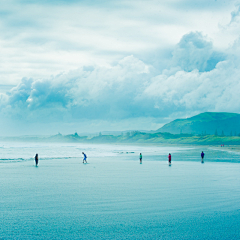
[{"x1": 1, "y1": 142, "x2": 240, "y2": 239}]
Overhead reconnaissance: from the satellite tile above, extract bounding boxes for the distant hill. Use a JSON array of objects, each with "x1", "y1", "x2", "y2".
[{"x1": 157, "y1": 112, "x2": 240, "y2": 136}]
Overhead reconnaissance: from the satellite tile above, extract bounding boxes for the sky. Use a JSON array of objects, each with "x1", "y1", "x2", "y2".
[{"x1": 0, "y1": 0, "x2": 240, "y2": 135}]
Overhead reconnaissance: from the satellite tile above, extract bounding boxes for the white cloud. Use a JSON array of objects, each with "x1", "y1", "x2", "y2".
[
  {"x1": 143, "y1": 55, "x2": 240, "y2": 117},
  {"x1": 0, "y1": 1, "x2": 240, "y2": 134},
  {"x1": 172, "y1": 31, "x2": 226, "y2": 72},
  {"x1": 1, "y1": 37, "x2": 240, "y2": 133},
  {"x1": 0, "y1": 0, "x2": 237, "y2": 84},
  {"x1": 1, "y1": 56, "x2": 153, "y2": 121}
]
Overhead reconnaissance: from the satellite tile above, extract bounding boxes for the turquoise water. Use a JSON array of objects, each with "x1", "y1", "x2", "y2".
[{"x1": 1, "y1": 143, "x2": 240, "y2": 239}]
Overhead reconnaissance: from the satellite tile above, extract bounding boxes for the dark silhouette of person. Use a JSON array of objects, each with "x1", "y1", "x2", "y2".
[
  {"x1": 201, "y1": 151, "x2": 205, "y2": 163},
  {"x1": 35, "y1": 154, "x2": 38, "y2": 166},
  {"x1": 139, "y1": 153, "x2": 142, "y2": 163},
  {"x1": 168, "y1": 153, "x2": 171, "y2": 165},
  {"x1": 82, "y1": 152, "x2": 87, "y2": 163}
]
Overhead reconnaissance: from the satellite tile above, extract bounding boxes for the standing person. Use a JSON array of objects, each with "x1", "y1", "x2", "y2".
[
  {"x1": 168, "y1": 153, "x2": 171, "y2": 165},
  {"x1": 35, "y1": 154, "x2": 38, "y2": 166},
  {"x1": 201, "y1": 151, "x2": 205, "y2": 163},
  {"x1": 82, "y1": 152, "x2": 87, "y2": 163},
  {"x1": 139, "y1": 153, "x2": 142, "y2": 164}
]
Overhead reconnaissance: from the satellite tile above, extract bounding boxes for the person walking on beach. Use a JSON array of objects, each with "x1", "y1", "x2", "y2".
[
  {"x1": 82, "y1": 152, "x2": 87, "y2": 163},
  {"x1": 168, "y1": 153, "x2": 171, "y2": 165},
  {"x1": 139, "y1": 153, "x2": 142, "y2": 163},
  {"x1": 201, "y1": 151, "x2": 205, "y2": 163},
  {"x1": 35, "y1": 153, "x2": 38, "y2": 166}
]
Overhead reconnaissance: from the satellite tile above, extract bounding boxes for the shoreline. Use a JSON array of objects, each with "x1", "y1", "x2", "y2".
[
  {"x1": 210, "y1": 144, "x2": 240, "y2": 153},
  {"x1": 1, "y1": 139, "x2": 240, "y2": 151}
]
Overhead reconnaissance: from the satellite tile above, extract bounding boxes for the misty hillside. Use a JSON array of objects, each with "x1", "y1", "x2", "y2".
[{"x1": 157, "y1": 112, "x2": 240, "y2": 135}]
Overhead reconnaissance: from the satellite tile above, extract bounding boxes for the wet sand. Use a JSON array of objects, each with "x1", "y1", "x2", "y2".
[{"x1": 1, "y1": 152, "x2": 240, "y2": 239}]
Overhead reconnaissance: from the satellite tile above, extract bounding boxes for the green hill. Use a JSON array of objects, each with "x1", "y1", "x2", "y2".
[{"x1": 157, "y1": 112, "x2": 240, "y2": 136}]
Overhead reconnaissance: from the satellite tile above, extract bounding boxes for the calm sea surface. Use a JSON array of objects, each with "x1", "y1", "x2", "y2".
[{"x1": 1, "y1": 142, "x2": 240, "y2": 239}]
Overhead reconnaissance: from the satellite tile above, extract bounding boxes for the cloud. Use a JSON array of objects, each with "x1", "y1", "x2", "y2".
[
  {"x1": 172, "y1": 32, "x2": 225, "y2": 72},
  {"x1": 230, "y1": 4, "x2": 240, "y2": 24},
  {"x1": 0, "y1": 0, "x2": 236, "y2": 85},
  {"x1": 1, "y1": 56, "x2": 154, "y2": 123},
  {"x1": 143, "y1": 50, "x2": 240, "y2": 119},
  {"x1": 1, "y1": 0, "x2": 240, "y2": 135},
  {"x1": 1, "y1": 34, "x2": 240, "y2": 133},
  {"x1": 170, "y1": 0, "x2": 236, "y2": 11}
]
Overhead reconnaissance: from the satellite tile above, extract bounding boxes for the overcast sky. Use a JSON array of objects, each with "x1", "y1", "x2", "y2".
[{"x1": 0, "y1": 0, "x2": 240, "y2": 135}]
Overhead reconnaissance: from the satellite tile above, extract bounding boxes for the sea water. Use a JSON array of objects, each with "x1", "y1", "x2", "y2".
[{"x1": 0, "y1": 142, "x2": 240, "y2": 239}]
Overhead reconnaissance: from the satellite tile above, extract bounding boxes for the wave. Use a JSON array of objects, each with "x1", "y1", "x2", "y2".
[
  {"x1": 0, "y1": 156, "x2": 77, "y2": 162},
  {"x1": 0, "y1": 158, "x2": 25, "y2": 162}
]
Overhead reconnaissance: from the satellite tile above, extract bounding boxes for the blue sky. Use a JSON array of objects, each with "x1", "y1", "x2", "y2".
[{"x1": 0, "y1": 0, "x2": 240, "y2": 135}]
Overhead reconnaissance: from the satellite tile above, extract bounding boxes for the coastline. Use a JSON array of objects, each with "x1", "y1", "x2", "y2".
[
  {"x1": 2, "y1": 131, "x2": 240, "y2": 146},
  {"x1": 210, "y1": 145, "x2": 240, "y2": 153}
]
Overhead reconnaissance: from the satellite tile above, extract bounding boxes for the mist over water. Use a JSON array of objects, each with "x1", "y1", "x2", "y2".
[
  {"x1": 1, "y1": 142, "x2": 240, "y2": 239},
  {"x1": 0, "y1": 142, "x2": 239, "y2": 163}
]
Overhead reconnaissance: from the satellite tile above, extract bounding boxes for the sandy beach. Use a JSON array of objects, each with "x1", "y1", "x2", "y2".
[{"x1": 1, "y1": 142, "x2": 240, "y2": 239}]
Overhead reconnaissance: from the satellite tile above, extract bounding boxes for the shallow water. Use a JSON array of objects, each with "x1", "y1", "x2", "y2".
[{"x1": 1, "y1": 142, "x2": 240, "y2": 239}]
